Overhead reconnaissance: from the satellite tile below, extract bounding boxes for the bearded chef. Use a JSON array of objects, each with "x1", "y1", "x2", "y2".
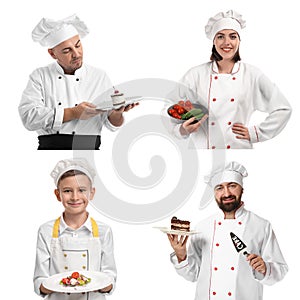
[
  {"x1": 172, "y1": 10, "x2": 292, "y2": 149},
  {"x1": 33, "y1": 158, "x2": 117, "y2": 299},
  {"x1": 167, "y1": 161, "x2": 288, "y2": 300},
  {"x1": 19, "y1": 15, "x2": 138, "y2": 150}
]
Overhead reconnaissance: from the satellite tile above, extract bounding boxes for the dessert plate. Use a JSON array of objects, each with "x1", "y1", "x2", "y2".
[
  {"x1": 96, "y1": 96, "x2": 143, "y2": 111},
  {"x1": 154, "y1": 226, "x2": 200, "y2": 236},
  {"x1": 42, "y1": 271, "x2": 113, "y2": 294}
]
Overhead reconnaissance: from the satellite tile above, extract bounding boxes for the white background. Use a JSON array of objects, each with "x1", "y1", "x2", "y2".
[{"x1": 0, "y1": 0, "x2": 299, "y2": 299}]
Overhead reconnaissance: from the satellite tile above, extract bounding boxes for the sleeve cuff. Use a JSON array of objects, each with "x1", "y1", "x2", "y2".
[
  {"x1": 248, "y1": 125, "x2": 260, "y2": 143},
  {"x1": 173, "y1": 123, "x2": 190, "y2": 139},
  {"x1": 255, "y1": 262, "x2": 271, "y2": 284},
  {"x1": 100, "y1": 276, "x2": 116, "y2": 295},
  {"x1": 170, "y1": 252, "x2": 189, "y2": 269},
  {"x1": 105, "y1": 112, "x2": 123, "y2": 132},
  {"x1": 53, "y1": 107, "x2": 64, "y2": 131},
  {"x1": 34, "y1": 278, "x2": 46, "y2": 297}
]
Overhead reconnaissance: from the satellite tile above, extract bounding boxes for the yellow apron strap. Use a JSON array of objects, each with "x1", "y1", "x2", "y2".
[
  {"x1": 52, "y1": 216, "x2": 99, "y2": 238},
  {"x1": 90, "y1": 217, "x2": 99, "y2": 238},
  {"x1": 52, "y1": 217, "x2": 61, "y2": 238}
]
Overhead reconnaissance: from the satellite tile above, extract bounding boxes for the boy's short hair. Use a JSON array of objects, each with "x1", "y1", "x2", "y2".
[{"x1": 57, "y1": 169, "x2": 92, "y2": 187}]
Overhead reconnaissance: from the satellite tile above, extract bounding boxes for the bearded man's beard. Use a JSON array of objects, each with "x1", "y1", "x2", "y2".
[{"x1": 216, "y1": 195, "x2": 242, "y2": 212}]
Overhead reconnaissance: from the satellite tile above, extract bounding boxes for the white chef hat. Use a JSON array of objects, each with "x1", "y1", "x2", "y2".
[
  {"x1": 32, "y1": 14, "x2": 89, "y2": 48},
  {"x1": 204, "y1": 161, "x2": 248, "y2": 189},
  {"x1": 51, "y1": 158, "x2": 96, "y2": 186},
  {"x1": 205, "y1": 10, "x2": 246, "y2": 40}
]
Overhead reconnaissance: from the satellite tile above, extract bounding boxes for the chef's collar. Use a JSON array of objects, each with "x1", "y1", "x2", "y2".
[
  {"x1": 217, "y1": 202, "x2": 245, "y2": 219},
  {"x1": 211, "y1": 61, "x2": 240, "y2": 75},
  {"x1": 59, "y1": 213, "x2": 92, "y2": 233},
  {"x1": 54, "y1": 60, "x2": 85, "y2": 76}
]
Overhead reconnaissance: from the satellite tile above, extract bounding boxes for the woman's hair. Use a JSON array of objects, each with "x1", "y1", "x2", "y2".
[
  {"x1": 210, "y1": 45, "x2": 241, "y2": 62},
  {"x1": 58, "y1": 170, "x2": 92, "y2": 186}
]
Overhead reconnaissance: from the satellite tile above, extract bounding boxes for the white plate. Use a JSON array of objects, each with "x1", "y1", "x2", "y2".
[
  {"x1": 42, "y1": 271, "x2": 113, "y2": 294},
  {"x1": 154, "y1": 226, "x2": 200, "y2": 236},
  {"x1": 96, "y1": 96, "x2": 143, "y2": 111}
]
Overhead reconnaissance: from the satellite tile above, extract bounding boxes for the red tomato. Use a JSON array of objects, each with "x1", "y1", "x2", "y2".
[
  {"x1": 184, "y1": 100, "x2": 193, "y2": 111},
  {"x1": 173, "y1": 104, "x2": 181, "y2": 111},
  {"x1": 177, "y1": 107, "x2": 186, "y2": 115},
  {"x1": 185, "y1": 100, "x2": 192, "y2": 106},
  {"x1": 71, "y1": 272, "x2": 80, "y2": 279},
  {"x1": 178, "y1": 100, "x2": 185, "y2": 106},
  {"x1": 173, "y1": 113, "x2": 181, "y2": 119},
  {"x1": 62, "y1": 278, "x2": 70, "y2": 284},
  {"x1": 168, "y1": 108, "x2": 176, "y2": 115}
]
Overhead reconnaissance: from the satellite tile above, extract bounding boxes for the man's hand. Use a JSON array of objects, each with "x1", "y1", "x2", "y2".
[
  {"x1": 246, "y1": 253, "x2": 266, "y2": 275},
  {"x1": 63, "y1": 102, "x2": 101, "y2": 122},
  {"x1": 179, "y1": 114, "x2": 208, "y2": 136},
  {"x1": 108, "y1": 102, "x2": 139, "y2": 127},
  {"x1": 167, "y1": 234, "x2": 189, "y2": 263}
]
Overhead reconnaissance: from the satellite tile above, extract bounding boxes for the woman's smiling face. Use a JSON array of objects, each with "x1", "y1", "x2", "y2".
[{"x1": 213, "y1": 29, "x2": 240, "y2": 61}]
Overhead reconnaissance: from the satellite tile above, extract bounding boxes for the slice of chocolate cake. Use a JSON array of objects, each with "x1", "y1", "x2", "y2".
[{"x1": 171, "y1": 216, "x2": 190, "y2": 232}]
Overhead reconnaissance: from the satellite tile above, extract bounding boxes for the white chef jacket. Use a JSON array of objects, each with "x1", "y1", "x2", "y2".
[
  {"x1": 19, "y1": 62, "x2": 119, "y2": 136},
  {"x1": 172, "y1": 61, "x2": 292, "y2": 149},
  {"x1": 34, "y1": 214, "x2": 117, "y2": 298},
  {"x1": 170, "y1": 205, "x2": 288, "y2": 300}
]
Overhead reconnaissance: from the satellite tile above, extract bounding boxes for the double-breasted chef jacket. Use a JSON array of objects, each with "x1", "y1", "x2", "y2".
[
  {"x1": 34, "y1": 215, "x2": 117, "y2": 300},
  {"x1": 170, "y1": 205, "x2": 288, "y2": 300},
  {"x1": 19, "y1": 62, "x2": 119, "y2": 149},
  {"x1": 173, "y1": 61, "x2": 292, "y2": 149}
]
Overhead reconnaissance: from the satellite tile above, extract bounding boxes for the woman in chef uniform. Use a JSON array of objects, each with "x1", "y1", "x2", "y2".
[
  {"x1": 173, "y1": 10, "x2": 292, "y2": 149},
  {"x1": 167, "y1": 162, "x2": 288, "y2": 300},
  {"x1": 33, "y1": 158, "x2": 117, "y2": 299}
]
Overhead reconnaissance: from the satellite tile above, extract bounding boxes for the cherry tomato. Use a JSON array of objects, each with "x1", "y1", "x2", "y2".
[
  {"x1": 71, "y1": 272, "x2": 80, "y2": 279},
  {"x1": 185, "y1": 100, "x2": 192, "y2": 106},
  {"x1": 184, "y1": 100, "x2": 193, "y2": 110},
  {"x1": 173, "y1": 104, "x2": 181, "y2": 111},
  {"x1": 173, "y1": 113, "x2": 181, "y2": 119},
  {"x1": 62, "y1": 278, "x2": 70, "y2": 284},
  {"x1": 177, "y1": 107, "x2": 186, "y2": 115},
  {"x1": 178, "y1": 100, "x2": 185, "y2": 106},
  {"x1": 168, "y1": 108, "x2": 176, "y2": 115}
]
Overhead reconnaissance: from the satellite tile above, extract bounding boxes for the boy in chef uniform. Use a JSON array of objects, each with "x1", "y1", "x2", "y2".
[
  {"x1": 172, "y1": 10, "x2": 291, "y2": 149},
  {"x1": 33, "y1": 158, "x2": 117, "y2": 299},
  {"x1": 167, "y1": 161, "x2": 288, "y2": 300},
  {"x1": 19, "y1": 15, "x2": 138, "y2": 150}
]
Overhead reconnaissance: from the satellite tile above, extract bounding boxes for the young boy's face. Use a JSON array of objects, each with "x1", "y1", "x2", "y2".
[{"x1": 54, "y1": 174, "x2": 95, "y2": 215}]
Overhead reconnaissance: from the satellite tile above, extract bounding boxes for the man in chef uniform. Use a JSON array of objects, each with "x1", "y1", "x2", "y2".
[
  {"x1": 167, "y1": 161, "x2": 288, "y2": 300},
  {"x1": 172, "y1": 10, "x2": 292, "y2": 149},
  {"x1": 33, "y1": 158, "x2": 117, "y2": 299},
  {"x1": 19, "y1": 15, "x2": 137, "y2": 150}
]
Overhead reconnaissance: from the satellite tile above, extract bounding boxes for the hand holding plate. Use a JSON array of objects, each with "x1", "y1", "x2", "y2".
[
  {"x1": 167, "y1": 233, "x2": 189, "y2": 263},
  {"x1": 180, "y1": 114, "x2": 208, "y2": 135},
  {"x1": 40, "y1": 283, "x2": 54, "y2": 295},
  {"x1": 98, "y1": 283, "x2": 113, "y2": 293}
]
